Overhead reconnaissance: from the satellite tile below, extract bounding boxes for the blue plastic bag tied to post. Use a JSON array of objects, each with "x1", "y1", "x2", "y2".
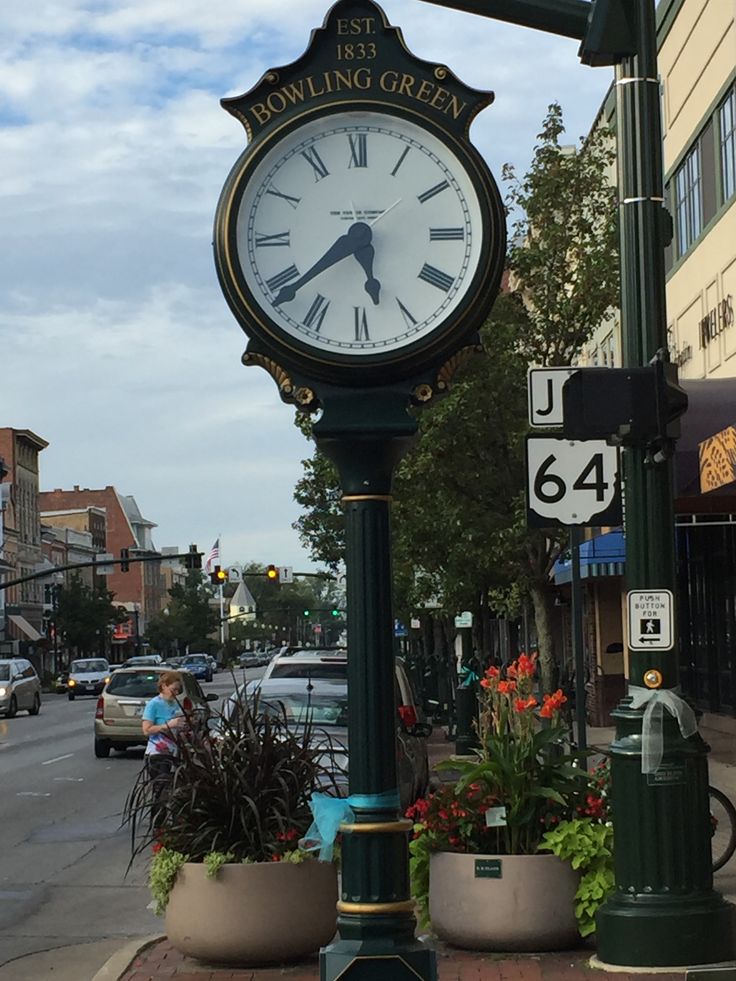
[
  {"x1": 459, "y1": 665, "x2": 479, "y2": 687},
  {"x1": 302, "y1": 790, "x2": 401, "y2": 861},
  {"x1": 628, "y1": 685, "x2": 697, "y2": 774}
]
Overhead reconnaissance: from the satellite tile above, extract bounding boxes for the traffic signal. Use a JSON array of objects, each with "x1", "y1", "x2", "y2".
[
  {"x1": 562, "y1": 362, "x2": 688, "y2": 447},
  {"x1": 184, "y1": 544, "x2": 202, "y2": 570},
  {"x1": 210, "y1": 565, "x2": 229, "y2": 585},
  {"x1": 120, "y1": 548, "x2": 130, "y2": 573},
  {"x1": 303, "y1": 609, "x2": 311, "y2": 617},
  {"x1": 266, "y1": 564, "x2": 279, "y2": 583},
  {"x1": 331, "y1": 608, "x2": 340, "y2": 618}
]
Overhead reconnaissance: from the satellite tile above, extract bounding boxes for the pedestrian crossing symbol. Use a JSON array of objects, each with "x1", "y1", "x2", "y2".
[{"x1": 627, "y1": 590, "x2": 674, "y2": 651}]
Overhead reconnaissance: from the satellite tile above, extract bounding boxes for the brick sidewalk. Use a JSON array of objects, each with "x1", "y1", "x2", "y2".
[{"x1": 120, "y1": 938, "x2": 687, "y2": 981}]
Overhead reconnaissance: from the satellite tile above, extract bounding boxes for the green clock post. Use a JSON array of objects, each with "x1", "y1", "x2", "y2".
[{"x1": 212, "y1": 2, "x2": 506, "y2": 977}]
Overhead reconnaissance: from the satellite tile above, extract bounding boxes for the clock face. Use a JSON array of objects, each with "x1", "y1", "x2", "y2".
[{"x1": 223, "y1": 109, "x2": 496, "y2": 365}]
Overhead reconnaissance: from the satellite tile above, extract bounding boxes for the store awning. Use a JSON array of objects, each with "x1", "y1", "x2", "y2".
[
  {"x1": 553, "y1": 530, "x2": 626, "y2": 585},
  {"x1": 8, "y1": 614, "x2": 42, "y2": 642},
  {"x1": 676, "y1": 379, "x2": 736, "y2": 499}
]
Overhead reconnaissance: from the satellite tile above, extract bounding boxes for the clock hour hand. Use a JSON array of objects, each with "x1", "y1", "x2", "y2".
[
  {"x1": 353, "y1": 244, "x2": 380, "y2": 305},
  {"x1": 273, "y1": 222, "x2": 371, "y2": 304}
]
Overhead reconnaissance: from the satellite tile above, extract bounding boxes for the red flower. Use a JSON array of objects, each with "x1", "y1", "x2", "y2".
[
  {"x1": 497, "y1": 680, "x2": 517, "y2": 695},
  {"x1": 152, "y1": 842, "x2": 163, "y2": 854},
  {"x1": 485, "y1": 666, "x2": 500, "y2": 679},
  {"x1": 514, "y1": 696, "x2": 537, "y2": 713},
  {"x1": 539, "y1": 689, "x2": 567, "y2": 718}
]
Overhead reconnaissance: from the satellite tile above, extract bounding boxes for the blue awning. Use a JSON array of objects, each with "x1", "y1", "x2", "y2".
[{"x1": 553, "y1": 530, "x2": 626, "y2": 585}]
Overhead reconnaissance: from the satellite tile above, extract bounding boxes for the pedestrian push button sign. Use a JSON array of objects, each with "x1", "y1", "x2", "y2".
[{"x1": 627, "y1": 590, "x2": 674, "y2": 651}]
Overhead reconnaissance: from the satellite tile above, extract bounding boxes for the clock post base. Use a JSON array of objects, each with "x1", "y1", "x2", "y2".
[{"x1": 320, "y1": 931, "x2": 437, "y2": 981}]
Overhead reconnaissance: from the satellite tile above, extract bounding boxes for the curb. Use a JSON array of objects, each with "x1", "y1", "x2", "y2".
[{"x1": 91, "y1": 934, "x2": 164, "y2": 981}]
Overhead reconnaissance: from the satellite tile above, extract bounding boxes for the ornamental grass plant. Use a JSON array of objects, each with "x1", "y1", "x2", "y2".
[{"x1": 123, "y1": 687, "x2": 342, "y2": 912}]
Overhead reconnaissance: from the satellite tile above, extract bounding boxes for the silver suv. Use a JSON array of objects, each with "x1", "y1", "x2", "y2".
[
  {"x1": 0, "y1": 658, "x2": 42, "y2": 718},
  {"x1": 258, "y1": 648, "x2": 431, "y2": 801}
]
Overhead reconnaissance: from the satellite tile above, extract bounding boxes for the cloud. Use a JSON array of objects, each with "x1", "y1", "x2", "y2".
[{"x1": 0, "y1": 0, "x2": 613, "y2": 569}]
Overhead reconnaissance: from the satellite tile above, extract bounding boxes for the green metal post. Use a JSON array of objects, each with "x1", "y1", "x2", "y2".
[
  {"x1": 594, "y1": 0, "x2": 736, "y2": 966},
  {"x1": 314, "y1": 388, "x2": 436, "y2": 981}
]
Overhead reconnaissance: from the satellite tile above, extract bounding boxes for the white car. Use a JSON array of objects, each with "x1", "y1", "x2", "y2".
[{"x1": 67, "y1": 658, "x2": 111, "y2": 700}]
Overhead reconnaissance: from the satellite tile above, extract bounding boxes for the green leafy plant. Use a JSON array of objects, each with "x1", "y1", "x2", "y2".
[
  {"x1": 540, "y1": 818, "x2": 614, "y2": 937},
  {"x1": 149, "y1": 847, "x2": 187, "y2": 915},
  {"x1": 408, "y1": 654, "x2": 607, "y2": 932},
  {"x1": 124, "y1": 689, "x2": 342, "y2": 912}
]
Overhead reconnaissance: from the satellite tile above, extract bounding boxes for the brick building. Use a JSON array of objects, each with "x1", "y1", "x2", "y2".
[
  {"x1": 38, "y1": 486, "x2": 166, "y2": 645},
  {"x1": 0, "y1": 428, "x2": 48, "y2": 655}
]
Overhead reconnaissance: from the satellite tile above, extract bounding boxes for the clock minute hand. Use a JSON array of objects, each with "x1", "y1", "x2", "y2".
[{"x1": 273, "y1": 222, "x2": 371, "y2": 304}]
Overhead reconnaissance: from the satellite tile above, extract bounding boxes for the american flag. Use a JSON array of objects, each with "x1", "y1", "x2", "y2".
[{"x1": 204, "y1": 538, "x2": 220, "y2": 573}]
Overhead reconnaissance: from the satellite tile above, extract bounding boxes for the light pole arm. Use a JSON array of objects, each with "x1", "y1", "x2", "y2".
[{"x1": 415, "y1": 0, "x2": 591, "y2": 40}]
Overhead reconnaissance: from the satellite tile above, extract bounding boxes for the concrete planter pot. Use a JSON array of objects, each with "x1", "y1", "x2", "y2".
[
  {"x1": 429, "y1": 852, "x2": 580, "y2": 952},
  {"x1": 166, "y1": 860, "x2": 338, "y2": 964}
]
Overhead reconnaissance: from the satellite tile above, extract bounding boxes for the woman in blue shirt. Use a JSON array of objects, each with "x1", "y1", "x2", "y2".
[{"x1": 142, "y1": 671, "x2": 187, "y2": 825}]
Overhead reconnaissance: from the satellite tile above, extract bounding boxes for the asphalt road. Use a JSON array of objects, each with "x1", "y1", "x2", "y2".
[{"x1": 0, "y1": 670, "x2": 255, "y2": 972}]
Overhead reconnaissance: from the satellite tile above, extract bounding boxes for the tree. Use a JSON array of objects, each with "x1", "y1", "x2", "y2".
[
  {"x1": 145, "y1": 571, "x2": 219, "y2": 655},
  {"x1": 55, "y1": 576, "x2": 127, "y2": 657},
  {"x1": 503, "y1": 103, "x2": 619, "y2": 690}
]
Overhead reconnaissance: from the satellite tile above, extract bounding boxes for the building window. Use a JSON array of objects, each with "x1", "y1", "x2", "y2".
[
  {"x1": 720, "y1": 87, "x2": 736, "y2": 203},
  {"x1": 601, "y1": 332, "x2": 615, "y2": 367},
  {"x1": 674, "y1": 144, "x2": 702, "y2": 256}
]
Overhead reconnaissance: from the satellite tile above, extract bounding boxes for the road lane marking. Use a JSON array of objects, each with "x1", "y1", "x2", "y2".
[
  {"x1": 17, "y1": 792, "x2": 51, "y2": 797},
  {"x1": 41, "y1": 753, "x2": 74, "y2": 766},
  {"x1": 53, "y1": 777, "x2": 84, "y2": 782}
]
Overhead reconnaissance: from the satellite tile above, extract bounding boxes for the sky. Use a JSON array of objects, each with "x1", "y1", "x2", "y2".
[{"x1": 1, "y1": 0, "x2": 614, "y2": 572}]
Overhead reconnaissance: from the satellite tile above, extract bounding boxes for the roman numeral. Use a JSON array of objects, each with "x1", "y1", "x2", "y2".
[
  {"x1": 266, "y1": 186, "x2": 301, "y2": 209},
  {"x1": 429, "y1": 227, "x2": 464, "y2": 241},
  {"x1": 396, "y1": 298, "x2": 417, "y2": 328},
  {"x1": 391, "y1": 145, "x2": 410, "y2": 177},
  {"x1": 348, "y1": 133, "x2": 367, "y2": 168},
  {"x1": 354, "y1": 307, "x2": 370, "y2": 341},
  {"x1": 418, "y1": 263, "x2": 454, "y2": 292},
  {"x1": 303, "y1": 294, "x2": 330, "y2": 332},
  {"x1": 266, "y1": 264, "x2": 300, "y2": 293},
  {"x1": 417, "y1": 180, "x2": 449, "y2": 204},
  {"x1": 255, "y1": 231, "x2": 290, "y2": 248},
  {"x1": 301, "y1": 146, "x2": 329, "y2": 181}
]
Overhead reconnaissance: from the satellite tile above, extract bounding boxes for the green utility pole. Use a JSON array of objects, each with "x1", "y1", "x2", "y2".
[
  {"x1": 417, "y1": 0, "x2": 735, "y2": 967},
  {"x1": 593, "y1": 2, "x2": 735, "y2": 964}
]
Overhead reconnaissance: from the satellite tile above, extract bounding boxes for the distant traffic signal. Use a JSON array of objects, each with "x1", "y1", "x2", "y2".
[
  {"x1": 120, "y1": 548, "x2": 130, "y2": 573},
  {"x1": 184, "y1": 545, "x2": 202, "y2": 570},
  {"x1": 210, "y1": 565, "x2": 228, "y2": 586},
  {"x1": 331, "y1": 609, "x2": 340, "y2": 618},
  {"x1": 303, "y1": 609, "x2": 311, "y2": 617},
  {"x1": 266, "y1": 564, "x2": 279, "y2": 582}
]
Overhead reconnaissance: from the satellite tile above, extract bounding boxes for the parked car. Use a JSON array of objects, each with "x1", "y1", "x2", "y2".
[
  {"x1": 262, "y1": 648, "x2": 348, "y2": 681},
  {"x1": 120, "y1": 654, "x2": 163, "y2": 668},
  {"x1": 93, "y1": 666, "x2": 218, "y2": 758},
  {"x1": 180, "y1": 653, "x2": 213, "y2": 682},
  {"x1": 220, "y1": 675, "x2": 430, "y2": 809},
  {"x1": 0, "y1": 658, "x2": 42, "y2": 718},
  {"x1": 66, "y1": 658, "x2": 111, "y2": 700}
]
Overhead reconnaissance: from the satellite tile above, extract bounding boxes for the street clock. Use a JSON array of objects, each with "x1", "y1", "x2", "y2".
[{"x1": 214, "y1": 0, "x2": 505, "y2": 392}]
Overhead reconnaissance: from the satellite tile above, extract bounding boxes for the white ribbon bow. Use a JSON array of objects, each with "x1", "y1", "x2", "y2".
[{"x1": 628, "y1": 685, "x2": 698, "y2": 774}]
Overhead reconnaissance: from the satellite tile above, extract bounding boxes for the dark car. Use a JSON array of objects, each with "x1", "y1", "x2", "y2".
[{"x1": 181, "y1": 653, "x2": 213, "y2": 682}]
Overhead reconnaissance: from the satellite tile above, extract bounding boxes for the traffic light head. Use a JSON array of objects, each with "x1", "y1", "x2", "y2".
[
  {"x1": 266, "y1": 564, "x2": 279, "y2": 583},
  {"x1": 562, "y1": 363, "x2": 688, "y2": 447},
  {"x1": 210, "y1": 564, "x2": 228, "y2": 585},
  {"x1": 303, "y1": 609, "x2": 311, "y2": 617},
  {"x1": 184, "y1": 545, "x2": 202, "y2": 570},
  {"x1": 331, "y1": 608, "x2": 340, "y2": 617},
  {"x1": 120, "y1": 547, "x2": 130, "y2": 573}
]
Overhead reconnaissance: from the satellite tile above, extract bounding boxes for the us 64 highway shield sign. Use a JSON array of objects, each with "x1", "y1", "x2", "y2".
[{"x1": 526, "y1": 436, "x2": 622, "y2": 528}]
